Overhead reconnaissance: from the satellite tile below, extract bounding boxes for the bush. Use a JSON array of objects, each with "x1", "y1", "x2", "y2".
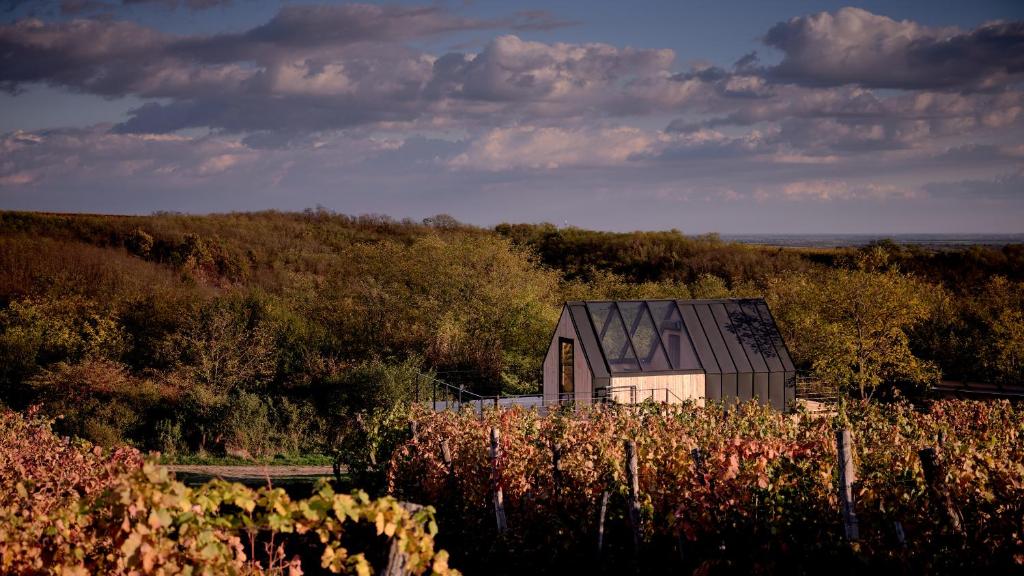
[
  {"x1": 0, "y1": 408, "x2": 457, "y2": 575},
  {"x1": 27, "y1": 359, "x2": 167, "y2": 447}
]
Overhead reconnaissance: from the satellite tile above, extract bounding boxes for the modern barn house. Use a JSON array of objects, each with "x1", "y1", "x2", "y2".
[{"x1": 542, "y1": 299, "x2": 797, "y2": 410}]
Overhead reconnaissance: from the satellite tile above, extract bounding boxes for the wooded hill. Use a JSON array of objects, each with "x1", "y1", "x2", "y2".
[{"x1": 1, "y1": 210, "x2": 1021, "y2": 458}]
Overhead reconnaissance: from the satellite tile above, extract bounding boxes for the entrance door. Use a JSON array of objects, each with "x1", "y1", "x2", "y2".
[{"x1": 559, "y1": 337, "x2": 574, "y2": 399}]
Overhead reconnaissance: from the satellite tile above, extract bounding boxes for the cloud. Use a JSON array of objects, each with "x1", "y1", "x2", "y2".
[
  {"x1": 764, "y1": 7, "x2": 1024, "y2": 90},
  {"x1": 449, "y1": 125, "x2": 657, "y2": 170},
  {"x1": 121, "y1": 0, "x2": 232, "y2": 11},
  {"x1": 3, "y1": 6, "x2": 1022, "y2": 143},
  {"x1": 764, "y1": 180, "x2": 910, "y2": 201},
  {"x1": 925, "y1": 170, "x2": 1024, "y2": 201},
  {"x1": 58, "y1": 0, "x2": 114, "y2": 15},
  {"x1": 0, "y1": 124, "x2": 408, "y2": 191},
  {"x1": 0, "y1": 3, "x2": 1022, "y2": 227},
  {"x1": 430, "y1": 35, "x2": 675, "y2": 104}
]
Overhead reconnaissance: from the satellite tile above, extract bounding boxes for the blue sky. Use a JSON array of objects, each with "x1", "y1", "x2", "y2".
[{"x1": 1, "y1": 0, "x2": 1022, "y2": 232}]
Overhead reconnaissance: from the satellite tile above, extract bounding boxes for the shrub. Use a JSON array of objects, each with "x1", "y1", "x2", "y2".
[{"x1": 0, "y1": 408, "x2": 457, "y2": 575}]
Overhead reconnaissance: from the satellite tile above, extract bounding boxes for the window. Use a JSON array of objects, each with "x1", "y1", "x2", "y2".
[
  {"x1": 586, "y1": 302, "x2": 641, "y2": 373},
  {"x1": 559, "y1": 338, "x2": 574, "y2": 394},
  {"x1": 648, "y1": 300, "x2": 702, "y2": 370},
  {"x1": 618, "y1": 302, "x2": 672, "y2": 371}
]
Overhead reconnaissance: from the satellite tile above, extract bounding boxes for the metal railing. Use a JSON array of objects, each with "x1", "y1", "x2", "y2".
[
  {"x1": 417, "y1": 373, "x2": 706, "y2": 414},
  {"x1": 603, "y1": 385, "x2": 688, "y2": 405},
  {"x1": 795, "y1": 375, "x2": 840, "y2": 403},
  {"x1": 416, "y1": 372, "x2": 559, "y2": 413}
]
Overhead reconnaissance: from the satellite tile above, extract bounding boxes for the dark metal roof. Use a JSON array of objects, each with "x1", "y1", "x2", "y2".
[
  {"x1": 567, "y1": 303, "x2": 609, "y2": 379},
  {"x1": 565, "y1": 298, "x2": 795, "y2": 378}
]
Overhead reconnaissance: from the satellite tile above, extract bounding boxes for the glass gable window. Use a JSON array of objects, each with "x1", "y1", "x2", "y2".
[
  {"x1": 648, "y1": 301, "x2": 702, "y2": 370},
  {"x1": 586, "y1": 302, "x2": 640, "y2": 373},
  {"x1": 618, "y1": 302, "x2": 672, "y2": 372}
]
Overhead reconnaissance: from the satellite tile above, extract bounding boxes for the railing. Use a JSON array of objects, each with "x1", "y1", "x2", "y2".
[
  {"x1": 417, "y1": 373, "x2": 706, "y2": 414},
  {"x1": 416, "y1": 372, "x2": 563, "y2": 413},
  {"x1": 795, "y1": 375, "x2": 840, "y2": 403},
  {"x1": 603, "y1": 385, "x2": 688, "y2": 405}
]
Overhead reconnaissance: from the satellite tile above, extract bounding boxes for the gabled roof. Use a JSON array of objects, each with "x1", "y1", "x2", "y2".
[{"x1": 565, "y1": 298, "x2": 795, "y2": 377}]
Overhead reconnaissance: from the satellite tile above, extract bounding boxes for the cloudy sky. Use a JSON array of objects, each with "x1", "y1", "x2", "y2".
[{"x1": 1, "y1": 0, "x2": 1022, "y2": 232}]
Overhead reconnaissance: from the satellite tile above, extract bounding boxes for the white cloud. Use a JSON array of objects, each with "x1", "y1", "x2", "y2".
[{"x1": 449, "y1": 125, "x2": 658, "y2": 170}]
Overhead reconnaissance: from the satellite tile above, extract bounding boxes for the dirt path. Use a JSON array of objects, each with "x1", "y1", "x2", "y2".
[{"x1": 165, "y1": 465, "x2": 337, "y2": 480}]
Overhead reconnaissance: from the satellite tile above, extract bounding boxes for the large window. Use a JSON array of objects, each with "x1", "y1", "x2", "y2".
[
  {"x1": 618, "y1": 302, "x2": 672, "y2": 371},
  {"x1": 648, "y1": 300, "x2": 702, "y2": 371},
  {"x1": 586, "y1": 302, "x2": 641, "y2": 373},
  {"x1": 559, "y1": 338, "x2": 574, "y2": 394}
]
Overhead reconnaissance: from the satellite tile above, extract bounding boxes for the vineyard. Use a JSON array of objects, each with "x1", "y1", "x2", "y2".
[
  {"x1": 3, "y1": 400, "x2": 1023, "y2": 575},
  {"x1": 388, "y1": 400, "x2": 1024, "y2": 575},
  {"x1": 0, "y1": 408, "x2": 455, "y2": 576}
]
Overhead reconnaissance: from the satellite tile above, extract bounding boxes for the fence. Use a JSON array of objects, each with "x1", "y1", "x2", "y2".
[
  {"x1": 415, "y1": 372, "x2": 555, "y2": 413},
  {"x1": 418, "y1": 372, "x2": 705, "y2": 414},
  {"x1": 795, "y1": 374, "x2": 840, "y2": 403}
]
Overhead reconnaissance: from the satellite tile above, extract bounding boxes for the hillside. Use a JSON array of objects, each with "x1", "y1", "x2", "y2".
[{"x1": 0, "y1": 210, "x2": 1021, "y2": 458}]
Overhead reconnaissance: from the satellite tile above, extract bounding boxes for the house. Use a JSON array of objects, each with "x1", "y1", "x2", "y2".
[{"x1": 542, "y1": 299, "x2": 797, "y2": 411}]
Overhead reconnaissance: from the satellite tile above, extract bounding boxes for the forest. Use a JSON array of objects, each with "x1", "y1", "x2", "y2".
[{"x1": 0, "y1": 210, "x2": 1022, "y2": 459}]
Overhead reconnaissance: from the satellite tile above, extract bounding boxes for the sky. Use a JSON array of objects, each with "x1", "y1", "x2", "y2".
[{"x1": 0, "y1": 0, "x2": 1022, "y2": 233}]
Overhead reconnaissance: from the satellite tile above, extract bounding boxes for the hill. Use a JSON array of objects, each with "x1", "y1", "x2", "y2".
[{"x1": 0, "y1": 210, "x2": 1021, "y2": 458}]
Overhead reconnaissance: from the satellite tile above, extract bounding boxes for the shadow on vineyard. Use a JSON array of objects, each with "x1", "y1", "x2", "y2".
[{"x1": 387, "y1": 400, "x2": 1024, "y2": 575}]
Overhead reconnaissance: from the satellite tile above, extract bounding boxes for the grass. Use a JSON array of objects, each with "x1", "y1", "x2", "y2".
[{"x1": 158, "y1": 453, "x2": 335, "y2": 466}]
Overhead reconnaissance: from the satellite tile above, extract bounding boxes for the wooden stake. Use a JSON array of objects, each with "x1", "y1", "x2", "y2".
[
  {"x1": 490, "y1": 427, "x2": 508, "y2": 533},
  {"x1": 383, "y1": 502, "x2": 423, "y2": 576},
  {"x1": 836, "y1": 429, "x2": 860, "y2": 542},
  {"x1": 597, "y1": 490, "x2": 610, "y2": 554},
  {"x1": 552, "y1": 441, "x2": 562, "y2": 493},
  {"x1": 918, "y1": 447, "x2": 963, "y2": 535},
  {"x1": 894, "y1": 520, "x2": 906, "y2": 547},
  {"x1": 625, "y1": 440, "x2": 641, "y2": 554},
  {"x1": 440, "y1": 439, "x2": 452, "y2": 469}
]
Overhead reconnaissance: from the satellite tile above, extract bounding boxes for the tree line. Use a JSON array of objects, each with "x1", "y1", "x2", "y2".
[{"x1": 0, "y1": 210, "x2": 1021, "y2": 459}]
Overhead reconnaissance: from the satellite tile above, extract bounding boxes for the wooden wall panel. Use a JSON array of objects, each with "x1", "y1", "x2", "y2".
[
  {"x1": 609, "y1": 374, "x2": 706, "y2": 406},
  {"x1": 542, "y1": 307, "x2": 592, "y2": 405}
]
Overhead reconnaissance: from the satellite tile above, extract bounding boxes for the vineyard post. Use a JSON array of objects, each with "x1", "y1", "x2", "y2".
[
  {"x1": 836, "y1": 429, "x2": 860, "y2": 542},
  {"x1": 490, "y1": 427, "x2": 508, "y2": 534},
  {"x1": 552, "y1": 441, "x2": 562, "y2": 493},
  {"x1": 383, "y1": 502, "x2": 423, "y2": 576},
  {"x1": 918, "y1": 447, "x2": 964, "y2": 535},
  {"x1": 625, "y1": 440, "x2": 641, "y2": 556},
  {"x1": 597, "y1": 490, "x2": 610, "y2": 554},
  {"x1": 440, "y1": 439, "x2": 454, "y2": 494},
  {"x1": 441, "y1": 439, "x2": 452, "y2": 469}
]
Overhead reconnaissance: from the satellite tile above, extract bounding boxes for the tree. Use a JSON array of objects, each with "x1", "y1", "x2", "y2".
[
  {"x1": 163, "y1": 294, "x2": 278, "y2": 451},
  {"x1": 978, "y1": 276, "x2": 1024, "y2": 386},
  {"x1": 767, "y1": 254, "x2": 940, "y2": 400}
]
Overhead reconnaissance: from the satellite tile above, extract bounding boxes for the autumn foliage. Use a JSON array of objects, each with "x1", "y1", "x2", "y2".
[
  {"x1": 0, "y1": 408, "x2": 456, "y2": 575},
  {"x1": 388, "y1": 400, "x2": 1024, "y2": 574}
]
